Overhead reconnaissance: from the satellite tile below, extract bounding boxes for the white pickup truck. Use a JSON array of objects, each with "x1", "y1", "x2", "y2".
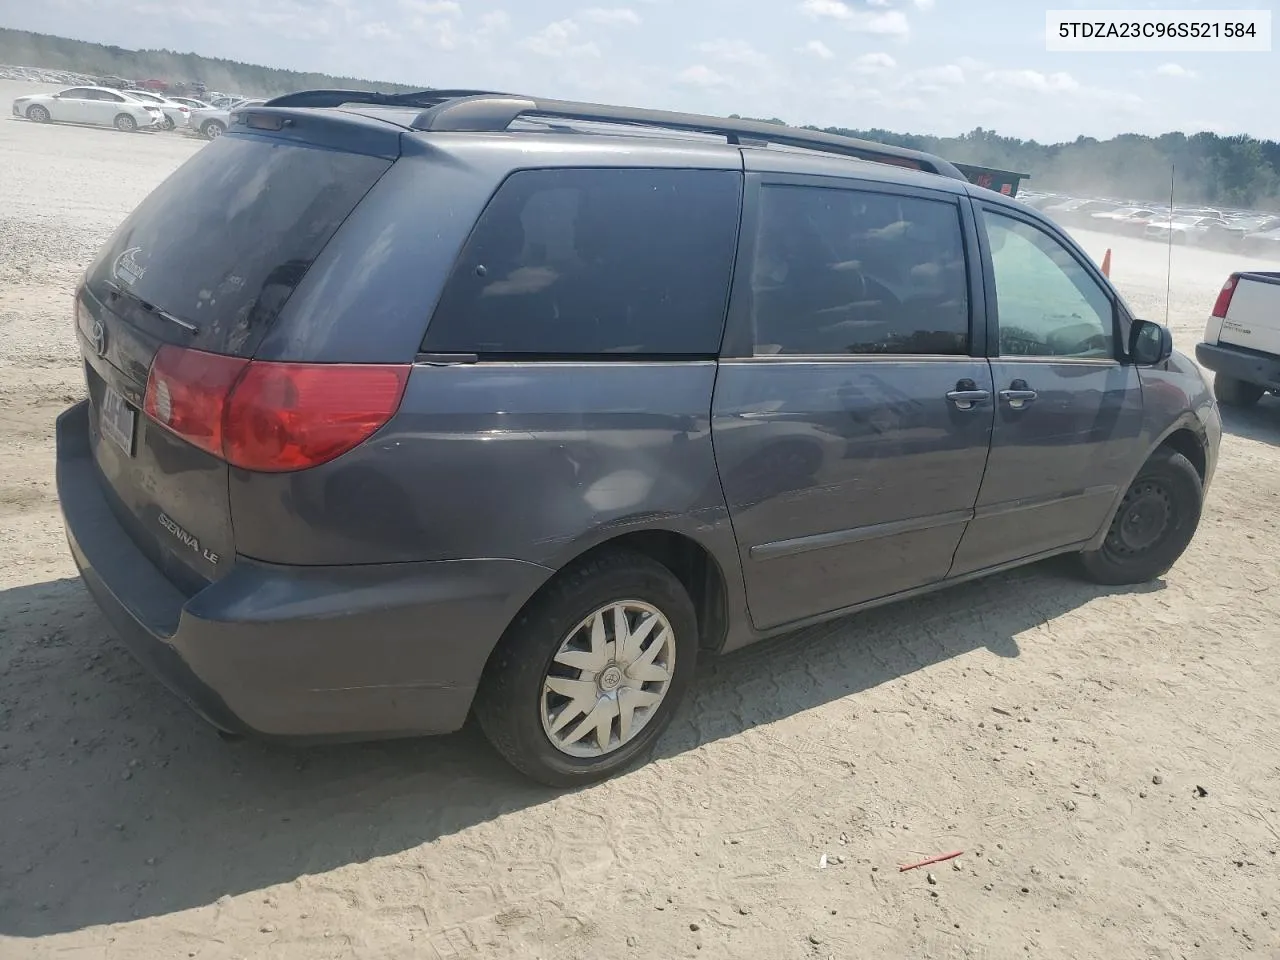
[{"x1": 1197, "y1": 271, "x2": 1280, "y2": 406}]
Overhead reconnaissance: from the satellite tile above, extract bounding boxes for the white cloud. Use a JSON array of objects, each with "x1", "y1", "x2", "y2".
[
  {"x1": 479, "y1": 10, "x2": 511, "y2": 33},
  {"x1": 984, "y1": 69, "x2": 1080, "y2": 94},
  {"x1": 853, "y1": 52, "x2": 896, "y2": 73},
  {"x1": 411, "y1": 15, "x2": 460, "y2": 48},
  {"x1": 799, "y1": 0, "x2": 912, "y2": 34},
  {"x1": 857, "y1": 11, "x2": 909, "y2": 35},
  {"x1": 955, "y1": 55, "x2": 988, "y2": 72},
  {"x1": 697, "y1": 38, "x2": 769, "y2": 68},
  {"x1": 676, "y1": 64, "x2": 728, "y2": 87},
  {"x1": 581, "y1": 6, "x2": 642, "y2": 26},
  {"x1": 359, "y1": 20, "x2": 394, "y2": 40},
  {"x1": 521, "y1": 19, "x2": 602, "y2": 58},
  {"x1": 913, "y1": 64, "x2": 965, "y2": 85},
  {"x1": 799, "y1": 39, "x2": 835, "y2": 59},
  {"x1": 398, "y1": 0, "x2": 460, "y2": 15},
  {"x1": 1155, "y1": 62, "x2": 1198, "y2": 79},
  {"x1": 801, "y1": 0, "x2": 854, "y2": 18}
]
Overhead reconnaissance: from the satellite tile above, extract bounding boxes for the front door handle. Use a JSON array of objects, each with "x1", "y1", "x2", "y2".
[
  {"x1": 946, "y1": 378, "x2": 991, "y2": 411},
  {"x1": 999, "y1": 379, "x2": 1038, "y2": 409}
]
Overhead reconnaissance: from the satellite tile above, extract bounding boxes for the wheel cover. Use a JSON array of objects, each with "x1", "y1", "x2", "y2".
[
  {"x1": 540, "y1": 600, "x2": 676, "y2": 759},
  {"x1": 1104, "y1": 480, "x2": 1173, "y2": 556}
]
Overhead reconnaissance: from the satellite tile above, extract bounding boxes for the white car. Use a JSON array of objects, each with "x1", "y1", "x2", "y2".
[
  {"x1": 121, "y1": 89, "x2": 191, "y2": 131},
  {"x1": 167, "y1": 96, "x2": 211, "y2": 111},
  {"x1": 188, "y1": 97, "x2": 266, "y2": 139},
  {"x1": 11, "y1": 85, "x2": 164, "y2": 132}
]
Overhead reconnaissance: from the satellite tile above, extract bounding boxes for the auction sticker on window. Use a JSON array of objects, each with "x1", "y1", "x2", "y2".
[{"x1": 1047, "y1": 9, "x2": 1271, "y2": 51}]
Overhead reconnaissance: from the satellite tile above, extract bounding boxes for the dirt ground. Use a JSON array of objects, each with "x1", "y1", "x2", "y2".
[{"x1": 3, "y1": 83, "x2": 1280, "y2": 959}]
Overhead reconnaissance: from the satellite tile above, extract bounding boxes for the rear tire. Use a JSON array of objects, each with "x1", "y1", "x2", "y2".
[
  {"x1": 202, "y1": 120, "x2": 225, "y2": 139},
  {"x1": 1077, "y1": 447, "x2": 1203, "y2": 586},
  {"x1": 474, "y1": 549, "x2": 698, "y2": 788},
  {"x1": 25, "y1": 104, "x2": 50, "y2": 123},
  {"x1": 1214, "y1": 373, "x2": 1264, "y2": 408},
  {"x1": 161, "y1": 115, "x2": 175, "y2": 131},
  {"x1": 114, "y1": 113, "x2": 137, "y2": 133}
]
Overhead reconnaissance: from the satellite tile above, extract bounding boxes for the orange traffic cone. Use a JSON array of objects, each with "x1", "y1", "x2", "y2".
[{"x1": 1101, "y1": 248, "x2": 1112, "y2": 277}]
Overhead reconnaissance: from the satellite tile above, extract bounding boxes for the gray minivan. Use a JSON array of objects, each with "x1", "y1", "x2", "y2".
[{"x1": 56, "y1": 91, "x2": 1221, "y2": 786}]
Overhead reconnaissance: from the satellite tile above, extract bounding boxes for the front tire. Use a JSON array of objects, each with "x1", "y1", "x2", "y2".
[
  {"x1": 474, "y1": 549, "x2": 698, "y2": 787},
  {"x1": 25, "y1": 104, "x2": 50, "y2": 123},
  {"x1": 161, "y1": 115, "x2": 176, "y2": 131},
  {"x1": 1077, "y1": 448, "x2": 1203, "y2": 585},
  {"x1": 114, "y1": 113, "x2": 137, "y2": 133},
  {"x1": 202, "y1": 120, "x2": 225, "y2": 139},
  {"x1": 1214, "y1": 373, "x2": 1264, "y2": 408}
]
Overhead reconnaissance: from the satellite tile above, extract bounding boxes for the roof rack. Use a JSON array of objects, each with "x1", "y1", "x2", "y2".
[
  {"x1": 260, "y1": 89, "x2": 966, "y2": 182},
  {"x1": 261, "y1": 88, "x2": 510, "y2": 110}
]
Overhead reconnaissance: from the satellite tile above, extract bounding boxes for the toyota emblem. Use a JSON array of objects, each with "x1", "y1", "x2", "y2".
[{"x1": 91, "y1": 318, "x2": 106, "y2": 358}]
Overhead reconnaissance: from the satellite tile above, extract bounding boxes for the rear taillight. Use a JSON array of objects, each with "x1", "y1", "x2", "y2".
[
  {"x1": 224, "y1": 362, "x2": 410, "y2": 471},
  {"x1": 1211, "y1": 273, "x2": 1239, "y2": 319},
  {"x1": 144, "y1": 345, "x2": 247, "y2": 458},
  {"x1": 143, "y1": 346, "x2": 409, "y2": 472}
]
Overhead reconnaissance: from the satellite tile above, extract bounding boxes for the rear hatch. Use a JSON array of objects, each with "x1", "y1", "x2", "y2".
[
  {"x1": 1215, "y1": 271, "x2": 1280, "y2": 357},
  {"x1": 77, "y1": 123, "x2": 395, "y2": 593}
]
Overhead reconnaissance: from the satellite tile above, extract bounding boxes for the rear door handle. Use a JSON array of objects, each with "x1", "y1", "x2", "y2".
[
  {"x1": 946, "y1": 379, "x2": 991, "y2": 411},
  {"x1": 998, "y1": 379, "x2": 1038, "y2": 409}
]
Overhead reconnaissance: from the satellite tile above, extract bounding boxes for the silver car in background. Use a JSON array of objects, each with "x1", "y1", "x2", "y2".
[
  {"x1": 187, "y1": 97, "x2": 265, "y2": 139},
  {"x1": 121, "y1": 90, "x2": 192, "y2": 131},
  {"x1": 10, "y1": 85, "x2": 164, "y2": 132}
]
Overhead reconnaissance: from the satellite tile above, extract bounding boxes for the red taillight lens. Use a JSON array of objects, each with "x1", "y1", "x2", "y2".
[
  {"x1": 224, "y1": 362, "x2": 409, "y2": 472},
  {"x1": 1211, "y1": 274, "x2": 1239, "y2": 319},
  {"x1": 143, "y1": 347, "x2": 410, "y2": 472},
  {"x1": 144, "y1": 345, "x2": 248, "y2": 458}
]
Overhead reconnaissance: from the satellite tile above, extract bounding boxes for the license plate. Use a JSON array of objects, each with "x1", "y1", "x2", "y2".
[{"x1": 100, "y1": 387, "x2": 136, "y2": 456}]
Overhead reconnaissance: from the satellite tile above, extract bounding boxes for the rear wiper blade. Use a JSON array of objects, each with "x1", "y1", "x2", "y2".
[{"x1": 104, "y1": 280, "x2": 197, "y2": 333}]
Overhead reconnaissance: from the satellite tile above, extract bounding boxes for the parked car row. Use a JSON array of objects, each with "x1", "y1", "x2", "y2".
[
  {"x1": 8, "y1": 85, "x2": 265, "y2": 138},
  {"x1": 1019, "y1": 191, "x2": 1280, "y2": 256},
  {"x1": 11, "y1": 86, "x2": 168, "y2": 133}
]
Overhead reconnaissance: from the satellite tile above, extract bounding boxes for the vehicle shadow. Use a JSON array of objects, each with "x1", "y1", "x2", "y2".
[
  {"x1": 0, "y1": 561, "x2": 1160, "y2": 937},
  {"x1": 1219, "y1": 395, "x2": 1280, "y2": 447}
]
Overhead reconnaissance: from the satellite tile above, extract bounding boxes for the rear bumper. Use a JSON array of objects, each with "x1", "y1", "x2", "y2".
[
  {"x1": 1195, "y1": 341, "x2": 1280, "y2": 391},
  {"x1": 56, "y1": 400, "x2": 553, "y2": 740}
]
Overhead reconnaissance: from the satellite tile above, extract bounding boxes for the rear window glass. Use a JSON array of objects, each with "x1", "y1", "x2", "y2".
[
  {"x1": 422, "y1": 168, "x2": 742, "y2": 356},
  {"x1": 85, "y1": 134, "x2": 392, "y2": 356}
]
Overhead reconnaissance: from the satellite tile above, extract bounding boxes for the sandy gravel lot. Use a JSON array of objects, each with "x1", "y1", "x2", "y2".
[{"x1": 3, "y1": 82, "x2": 1280, "y2": 959}]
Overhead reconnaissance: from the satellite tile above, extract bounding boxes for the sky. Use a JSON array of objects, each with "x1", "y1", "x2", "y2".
[{"x1": 6, "y1": 0, "x2": 1278, "y2": 143}]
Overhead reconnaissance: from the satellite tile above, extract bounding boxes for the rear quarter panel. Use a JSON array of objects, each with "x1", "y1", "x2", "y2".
[{"x1": 228, "y1": 362, "x2": 745, "y2": 572}]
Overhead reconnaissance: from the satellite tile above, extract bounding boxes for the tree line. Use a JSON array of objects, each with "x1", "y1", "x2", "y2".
[
  {"x1": 0, "y1": 28, "x2": 422, "y2": 97},
  {"x1": 736, "y1": 118, "x2": 1280, "y2": 213}
]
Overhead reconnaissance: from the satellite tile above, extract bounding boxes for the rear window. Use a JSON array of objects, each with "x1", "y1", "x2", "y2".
[
  {"x1": 85, "y1": 134, "x2": 392, "y2": 356},
  {"x1": 422, "y1": 167, "x2": 742, "y2": 356}
]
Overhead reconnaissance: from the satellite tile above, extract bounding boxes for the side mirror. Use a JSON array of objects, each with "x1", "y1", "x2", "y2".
[{"x1": 1130, "y1": 318, "x2": 1173, "y2": 365}]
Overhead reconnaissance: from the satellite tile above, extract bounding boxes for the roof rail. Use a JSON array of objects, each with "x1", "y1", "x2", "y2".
[
  {"x1": 410, "y1": 94, "x2": 967, "y2": 181},
  {"x1": 260, "y1": 89, "x2": 965, "y2": 182},
  {"x1": 261, "y1": 88, "x2": 511, "y2": 110}
]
